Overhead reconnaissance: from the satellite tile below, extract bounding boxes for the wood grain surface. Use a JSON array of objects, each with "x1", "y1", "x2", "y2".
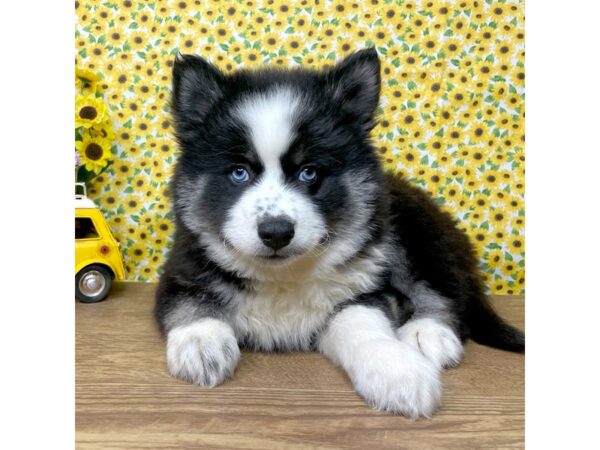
[{"x1": 76, "y1": 282, "x2": 525, "y2": 449}]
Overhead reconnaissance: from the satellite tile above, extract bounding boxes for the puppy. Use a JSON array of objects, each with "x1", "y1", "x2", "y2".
[{"x1": 154, "y1": 48, "x2": 524, "y2": 418}]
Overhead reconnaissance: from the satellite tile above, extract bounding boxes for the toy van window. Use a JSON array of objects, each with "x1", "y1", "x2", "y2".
[{"x1": 76, "y1": 218, "x2": 99, "y2": 239}]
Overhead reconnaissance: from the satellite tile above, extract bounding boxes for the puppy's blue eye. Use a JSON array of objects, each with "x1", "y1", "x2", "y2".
[
  {"x1": 230, "y1": 167, "x2": 250, "y2": 183},
  {"x1": 298, "y1": 167, "x2": 317, "y2": 183}
]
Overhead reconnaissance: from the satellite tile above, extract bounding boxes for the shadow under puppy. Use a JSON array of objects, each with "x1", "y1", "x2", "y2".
[{"x1": 155, "y1": 48, "x2": 524, "y2": 418}]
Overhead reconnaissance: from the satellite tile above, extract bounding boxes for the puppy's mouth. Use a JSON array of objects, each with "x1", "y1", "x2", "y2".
[
  {"x1": 261, "y1": 253, "x2": 288, "y2": 260},
  {"x1": 256, "y1": 252, "x2": 294, "y2": 262}
]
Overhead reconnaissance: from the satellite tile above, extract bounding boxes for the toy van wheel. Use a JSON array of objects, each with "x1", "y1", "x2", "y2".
[{"x1": 76, "y1": 265, "x2": 112, "y2": 303}]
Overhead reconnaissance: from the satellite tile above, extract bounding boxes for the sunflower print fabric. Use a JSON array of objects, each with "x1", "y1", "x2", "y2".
[{"x1": 75, "y1": 0, "x2": 525, "y2": 295}]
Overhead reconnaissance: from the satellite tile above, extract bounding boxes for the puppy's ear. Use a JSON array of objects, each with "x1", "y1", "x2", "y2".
[
  {"x1": 326, "y1": 48, "x2": 381, "y2": 134},
  {"x1": 172, "y1": 53, "x2": 226, "y2": 124}
]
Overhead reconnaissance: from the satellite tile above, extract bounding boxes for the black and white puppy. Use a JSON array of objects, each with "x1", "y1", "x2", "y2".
[{"x1": 155, "y1": 48, "x2": 524, "y2": 418}]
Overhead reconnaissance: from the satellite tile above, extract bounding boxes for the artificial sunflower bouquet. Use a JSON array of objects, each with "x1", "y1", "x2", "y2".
[{"x1": 75, "y1": 68, "x2": 116, "y2": 183}]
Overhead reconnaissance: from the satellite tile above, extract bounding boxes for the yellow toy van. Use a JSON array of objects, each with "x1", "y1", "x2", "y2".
[{"x1": 75, "y1": 183, "x2": 126, "y2": 302}]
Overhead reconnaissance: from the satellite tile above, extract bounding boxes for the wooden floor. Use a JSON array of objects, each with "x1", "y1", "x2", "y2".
[{"x1": 76, "y1": 282, "x2": 524, "y2": 449}]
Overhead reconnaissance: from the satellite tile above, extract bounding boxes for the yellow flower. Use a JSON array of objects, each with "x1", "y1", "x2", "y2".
[
  {"x1": 75, "y1": 95, "x2": 107, "y2": 128},
  {"x1": 486, "y1": 249, "x2": 504, "y2": 268},
  {"x1": 490, "y1": 83, "x2": 508, "y2": 101},
  {"x1": 467, "y1": 120, "x2": 488, "y2": 142},
  {"x1": 284, "y1": 37, "x2": 303, "y2": 55},
  {"x1": 214, "y1": 24, "x2": 231, "y2": 41},
  {"x1": 337, "y1": 38, "x2": 354, "y2": 56},
  {"x1": 150, "y1": 163, "x2": 167, "y2": 185},
  {"x1": 262, "y1": 32, "x2": 280, "y2": 53},
  {"x1": 135, "y1": 82, "x2": 155, "y2": 102},
  {"x1": 135, "y1": 118, "x2": 153, "y2": 137},
  {"x1": 154, "y1": 218, "x2": 173, "y2": 239},
  {"x1": 123, "y1": 194, "x2": 143, "y2": 215},
  {"x1": 76, "y1": 67, "x2": 100, "y2": 85},
  {"x1": 127, "y1": 243, "x2": 148, "y2": 264},
  {"x1": 290, "y1": 14, "x2": 310, "y2": 33},
  {"x1": 76, "y1": 135, "x2": 112, "y2": 174},
  {"x1": 425, "y1": 168, "x2": 444, "y2": 191},
  {"x1": 402, "y1": 51, "x2": 420, "y2": 68},
  {"x1": 154, "y1": 138, "x2": 176, "y2": 157},
  {"x1": 129, "y1": 31, "x2": 148, "y2": 51},
  {"x1": 444, "y1": 39, "x2": 462, "y2": 57},
  {"x1": 421, "y1": 37, "x2": 440, "y2": 57},
  {"x1": 506, "y1": 94, "x2": 521, "y2": 110},
  {"x1": 452, "y1": 17, "x2": 468, "y2": 36},
  {"x1": 489, "y1": 209, "x2": 509, "y2": 230},
  {"x1": 482, "y1": 170, "x2": 501, "y2": 190},
  {"x1": 131, "y1": 174, "x2": 149, "y2": 193},
  {"x1": 443, "y1": 184, "x2": 463, "y2": 204},
  {"x1": 372, "y1": 25, "x2": 391, "y2": 46},
  {"x1": 494, "y1": 41, "x2": 513, "y2": 63},
  {"x1": 397, "y1": 110, "x2": 419, "y2": 134},
  {"x1": 475, "y1": 60, "x2": 494, "y2": 81},
  {"x1": 491, "y1": 280, "x2": 509, "y2": 295},
  {"x1": 411, "y1": 15, "x2": 427, "y2": 31},
  {"x1": 510, "y1": 214, "x2": 525, "y2": 231},
  {"x1": 489, "y1": 2, "x2": 509, "y2": 21},
  {"x1": 107, "y1": 28, "x2": 126, "y2": 47},
  {"x1": 500, "y1": 260, "x2": 518, "y2": 280},
  {"x1": 136, "y1": 211, "x2": 155, "y2": 228},
  {"x1": 506, "y1": 235, "x2": 524, "y2": 254},
  {"x1": 242, "y1": 49, "x2": 262, "y2": 67},
  {"x1": 448, "y1": 88, "x2": 468, "y2": 108},
  {"x1": 89, "y1": 118, "x2": 116, "y2": 142},
  {"x1": 100, "y1": 189, "x2": 119, "y2": 211},
  {"x1": 446, "y1": 126, "x2": 464, "y2": 146}
]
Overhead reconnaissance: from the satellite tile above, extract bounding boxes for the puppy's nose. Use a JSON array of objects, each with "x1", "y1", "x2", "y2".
[{"x1": 257, "y1": 216, "x2": 295, "y2": 251}]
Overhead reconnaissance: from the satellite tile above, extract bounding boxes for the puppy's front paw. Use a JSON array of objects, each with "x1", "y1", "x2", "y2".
[
  {"x1": 351, "y1": 339, "x2": 442, "y2": 419},
  {"x1": 166, "y1": 319, "x2": 240, "y2": 387},
  {"x1": 396, "y1": 318, "x2": 463, "y2": 369}
]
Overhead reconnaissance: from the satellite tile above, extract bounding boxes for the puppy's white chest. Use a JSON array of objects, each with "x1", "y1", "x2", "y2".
[{"x1": 230, "y1": 279, "x2": 350, "y2": 351}]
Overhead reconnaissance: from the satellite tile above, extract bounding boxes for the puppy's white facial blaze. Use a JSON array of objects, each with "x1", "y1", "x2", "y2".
[
  {"x1": 235, "y1": 88, "x2": 300, "y2": 171},
  {"x1": 222, "y1": 88, "x2": 327, "y2": 260}
]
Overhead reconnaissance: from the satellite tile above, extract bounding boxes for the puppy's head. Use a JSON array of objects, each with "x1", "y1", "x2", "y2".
[{"x1": 171, "y1": 49, "x2": 385, "y2": 276}]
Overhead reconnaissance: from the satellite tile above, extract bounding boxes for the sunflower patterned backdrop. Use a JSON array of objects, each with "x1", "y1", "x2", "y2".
[{"x1": 75, "y1": 0, "x2": 525, "y2": 294}]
